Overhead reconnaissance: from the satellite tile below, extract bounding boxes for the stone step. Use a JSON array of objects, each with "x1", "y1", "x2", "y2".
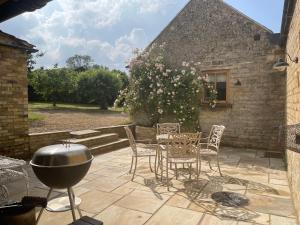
[
  {"x1": 70, "y1": 130, "x2": 102, "y2": 139},
  {"x1": 90, "y1": 139, "x2": 129, "y2": 155},
  {"x1": 62, "y1": 133, "x2": 119, "y2": 148}
]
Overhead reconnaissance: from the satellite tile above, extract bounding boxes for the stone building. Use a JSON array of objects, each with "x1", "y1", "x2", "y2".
[
  {"x1": 137, "y1": 0, "x2": 285, "y2": 151},
  {"x1": 282, "y1": 0, "x2": 300, "y2": 221},
  {"x1": 0, "y1": 0, "x2": 51, "y2": 158},
  {"x1": 0, "y1": 31, "x2": 37, "y2": 158}
]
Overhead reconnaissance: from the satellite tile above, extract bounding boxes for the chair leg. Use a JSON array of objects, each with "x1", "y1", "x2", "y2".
[
  {"x1": 131, "y1": 157, "x2": 138, "y2": 181},
  {"x1": 160, "y1": 156, "x2": 163, "y2": 182},
  {"x1": 175, "y1": 163, "x2": 178, "y2": 180},
  {"x1": 129, "y1": 156, "x2": 134, "y2": 174},
  {"x1": 154, "y1": 152, "x2": 158, "y2": 178},
  {"x1": 198, "y1": 158, "x2": 201, "y2": 180},
  {"x1": 217, "y1": 155, "x2": 223, "y2": 177},
  {"x1": 208, "y1": 160, "x2": 213, "y2": 170},
  {"x1": 196, "y1": 159, "x2": 199, "y2": 183},
  {"x1": 149, "y1": 156, "x2": 153, "y2": 172},
  {"x1": 189, "y1": 164, "x2": 192, "y2": 180},
  {"x1": 166, "y1": 159, "x2": 169, "y2": 191}
]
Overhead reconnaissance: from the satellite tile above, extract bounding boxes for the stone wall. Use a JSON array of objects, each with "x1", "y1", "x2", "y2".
[
  {"x1": 95, "y1": 125, "x2": 135, "y2": 138},
  {"x1": 0, "y1": 41, "x2": 29, "y2": 158},
  {"x1": 29, "y1": 131, "x2": 71, "y2": 154},
  {"x1": 285, "y1": 0, "x2": 300, "y2": 221},
  {"x1": 139, "y1": 0, "x2": 285, "y2": 151}
]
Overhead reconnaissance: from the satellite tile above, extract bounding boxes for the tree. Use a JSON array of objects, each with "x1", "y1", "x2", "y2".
[
  {"x1": 77, "y1": 68, "x2": 122, "y2": 109},
  {"x1": 30, "y1": 68, "x2": 77, "y2": 106},
  {"x1": 112, "y1": 69, "x2": 129, "y2": 89},
  {"x1": 27, "y1": 51, "x2": 45, "y2": 101},
  {"x1": 27, "y1": 51, "x2": 44, "y2": 73},
  {"x1": 66, "y1": 54, "x2": 93, "y2": 71}
]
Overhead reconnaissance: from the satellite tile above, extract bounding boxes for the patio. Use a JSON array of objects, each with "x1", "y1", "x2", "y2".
[{"x1": 10, "y1": 146, "x2": 297, "y2": 225}]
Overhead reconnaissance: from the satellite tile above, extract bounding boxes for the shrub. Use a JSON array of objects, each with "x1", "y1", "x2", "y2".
[
  {"x1": 29, "y1": 66, "x2": 127, "y2": 109},
  {"x1": 115, "y1": 43, "x2": 216, "y2": 131},
  {"x1": 77, "y1": 68, "x2": 122, "y2": 109}
]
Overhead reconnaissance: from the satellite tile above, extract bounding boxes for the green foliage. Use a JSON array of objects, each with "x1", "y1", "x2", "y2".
[
  {"x1": 27, "y1": 51, "x2": 44, "y2": 73},
  {"x1": 115, "y1": 43, "x2": 216, "y2": 131},
  {"x1": 77, "y1": 69, "x2": 122, "y2": 109},
  {"x1": 66, "y1": 54, "x2": 93, "y2": 71},
  {"x1": 29, "y1": 63, "x2": 128, "y2": 109},
  {"x1": 30, "y1": 68, "x2": 78, "y2": 106},
  {"x1": 112, "y1": 69, "x2": 129, "y2": 89}
]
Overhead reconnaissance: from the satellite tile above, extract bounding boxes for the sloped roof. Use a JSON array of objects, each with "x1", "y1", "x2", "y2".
[
  {"x1": 0, "y1": 30, "x2": 37, "y2": 52},
  {"x1": 221, "y1": 0, "x2": 273, "y2": 33},
  {"x1": 0, "y1": 0, "x2": 52, "y2": 22},
  {"x1": 148, "y1": 0, "x2": 274, "y2": 48}
]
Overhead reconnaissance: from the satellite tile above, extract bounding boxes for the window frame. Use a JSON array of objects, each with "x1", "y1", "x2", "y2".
[{"x1": 201, "y1": 69, "x2": 230, "y2": 104}]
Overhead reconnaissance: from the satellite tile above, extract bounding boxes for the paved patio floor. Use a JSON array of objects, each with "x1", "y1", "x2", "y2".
[{"x1": 13, "y1": 147, "x2": 298, "y2": 225}]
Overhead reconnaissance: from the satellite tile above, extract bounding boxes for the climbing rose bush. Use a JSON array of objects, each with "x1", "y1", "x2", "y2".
[{"x1": 115, "y1": 43, "x2": 217, "y2": 131}]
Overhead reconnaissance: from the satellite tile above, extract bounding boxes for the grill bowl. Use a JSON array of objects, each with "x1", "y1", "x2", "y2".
[
  {"x1": 30, "y1": 144, "x2": 93, "y2": 189},
  {"x1": 30, "y1": 159, "x2": 92, "y2": 189}
]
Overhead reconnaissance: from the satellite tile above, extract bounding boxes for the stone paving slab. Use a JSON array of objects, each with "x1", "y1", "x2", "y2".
[
  {"x1": 6, "y1": 147, "x2": 298, "y2": 225},
  {"x1": 95, "y1": 205, "x2": 151, "y2": 225}
]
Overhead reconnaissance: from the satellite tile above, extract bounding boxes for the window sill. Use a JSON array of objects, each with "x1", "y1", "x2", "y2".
[{"x1": 200, "y1": 102, "x2": 233, "y2": 109}]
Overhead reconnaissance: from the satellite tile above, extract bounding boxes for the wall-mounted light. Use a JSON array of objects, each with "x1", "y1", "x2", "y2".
[{"x1": 273, "y1": 53, "x2": 298, "y2": 71}]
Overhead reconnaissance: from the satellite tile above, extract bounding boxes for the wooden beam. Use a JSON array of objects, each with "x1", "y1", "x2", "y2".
[{"x1": 0, "y1": 0, "x2": 9, "y2": 6}]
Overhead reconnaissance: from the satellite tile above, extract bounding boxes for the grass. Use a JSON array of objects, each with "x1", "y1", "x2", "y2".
[
  {"x1": 28, "y1": 102, "x2": 126, "y2": 123},
  {"x1": 28, "y1": 112, "x2": 45, "y2": 122},
  {"x1": 29, "y1": 102, "x2": 123, "y2": 112}
]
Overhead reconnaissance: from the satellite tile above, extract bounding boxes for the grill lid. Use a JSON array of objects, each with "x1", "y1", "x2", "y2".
[{"x1": 31, "y1": 144, "x2": 92, "y2": 167}]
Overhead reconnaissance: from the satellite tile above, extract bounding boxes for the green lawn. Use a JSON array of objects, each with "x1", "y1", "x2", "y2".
[
  {"x1": 28, "y1": 102, "x2": 124, "y2": 123},
  {"x1": 29, "y1": 102, "x2": 123, "y2": 112},
  {"x1": 28, "y1": 112, "x2": 46, "y2": 122}
]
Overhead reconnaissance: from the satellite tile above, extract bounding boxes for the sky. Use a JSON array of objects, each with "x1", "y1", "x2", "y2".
[{"x1": 0, "y1": 0, "x2": 284, "y2": 71}]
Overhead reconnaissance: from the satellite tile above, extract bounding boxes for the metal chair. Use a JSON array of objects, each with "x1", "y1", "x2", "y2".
[
  {"x1": 0, "y1": 156, "x2": 28, "y2": 206},
  {"x1": 124, "y1": 126, "x2": 157, "y2": 181},
  {"x1": 157, "y1": 123, "x2": 180, "y2": 135},
  {"x1": 160, "y1": 133, "x2": 201, "y2": 190},
  {"x1": 199, "y1": 125, "x2": 225, "y2": 176},
  {"x1": 156, "y1": 123, "x2": 181, "y2": 171}
]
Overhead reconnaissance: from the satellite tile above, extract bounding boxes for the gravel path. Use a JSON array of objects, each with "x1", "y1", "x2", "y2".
[{"x1": 29, "y1": 109, "x2": 130, "y2": 133}]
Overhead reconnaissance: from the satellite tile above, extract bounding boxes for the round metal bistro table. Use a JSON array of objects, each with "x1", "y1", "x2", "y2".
[{"x1": 30, "y1": 144, "x2": 93, "y2": 224}]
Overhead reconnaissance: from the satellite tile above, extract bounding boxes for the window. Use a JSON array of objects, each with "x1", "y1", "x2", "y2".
[{"x1": 203, "y1": 70, "x2": 228, "y2": 103}]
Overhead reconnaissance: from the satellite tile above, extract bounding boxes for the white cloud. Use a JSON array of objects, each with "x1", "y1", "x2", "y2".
[
  {"x1": 136, "y1": 0, "x2": 176, "y2": 14},
  {"x1": 34, "y1": 28, "x2": 147, "y2": 69},
  {"x1": 1, "y1": 0, "x2": 188, "y2": 70}
]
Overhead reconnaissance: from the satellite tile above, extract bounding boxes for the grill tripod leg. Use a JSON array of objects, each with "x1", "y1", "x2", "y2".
[
  {"x1": 71, "y1": 187, "x2": 82, "y2": 218},
  {"x1": 36, "y1": 188, "x2": 53, "y2": 225},
  {"x1": 67, "y1": 188, "x2": 77, "y2": 221}
]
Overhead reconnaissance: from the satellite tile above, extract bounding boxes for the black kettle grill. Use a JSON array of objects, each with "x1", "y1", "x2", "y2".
[{"x1": 0, "y1": 196, "x2": 47, "y2": 225}]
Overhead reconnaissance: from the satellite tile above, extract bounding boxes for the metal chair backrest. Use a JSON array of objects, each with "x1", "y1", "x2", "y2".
[
  {"x1": 167, "y1": 133, "x2": 201, "y2": 158},
  {"x1": 157, "y1": 123, "x2": 180, "y2": 135},
  {"x1": 124, "y1": 126, "x2": 137, "y2": 155},
  {"x1": 207, "y1": 125, "x2": 225, "y2": 151}
]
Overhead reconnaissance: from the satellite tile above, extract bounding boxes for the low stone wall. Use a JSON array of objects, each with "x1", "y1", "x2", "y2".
[
  {"x1": 28, "y1": 125, "x2": 135, "y2": 157},
  {"x1": 95, "y1": 124, "x2": 134, "y2": 138},
  {"x1": 29, "y1": 131, "x2": 71, "y2": 155}
]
